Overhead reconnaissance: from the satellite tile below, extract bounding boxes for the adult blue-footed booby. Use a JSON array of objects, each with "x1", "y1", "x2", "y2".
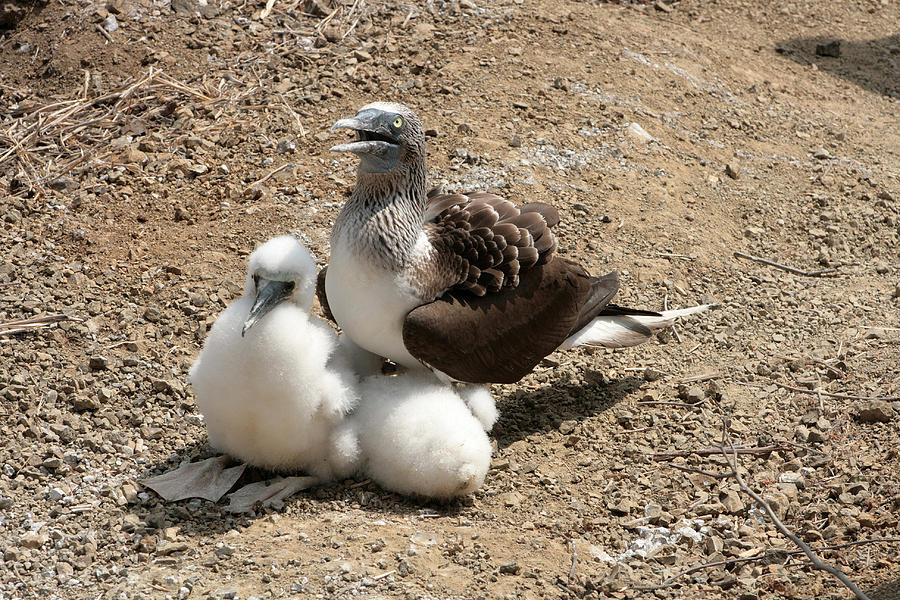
[{"x1": 324, "y1": 102, "x2": 710, "y2": 384}]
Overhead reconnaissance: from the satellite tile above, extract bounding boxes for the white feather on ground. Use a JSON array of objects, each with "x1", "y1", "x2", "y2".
[
  {"x1": 561, "y1": 304, "x2": 715, "y2": 349},
  {"x1": 339, "y1": 372, "x2": 493, "y2": 499},
  {"x1": 188, "y1": 236, "x2": 360, "y2": 480}
]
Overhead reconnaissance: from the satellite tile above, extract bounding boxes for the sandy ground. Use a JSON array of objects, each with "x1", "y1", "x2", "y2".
[{"x1": 1, "y1": 0, "x2": 899, "y2": 598}]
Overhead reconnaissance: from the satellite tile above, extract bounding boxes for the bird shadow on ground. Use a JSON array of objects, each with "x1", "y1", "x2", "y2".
[
  {"x1": 135, "y1": 372, "x2": 645, "y2": 533},
  {"x1": 492, "y1": 373, "x2": 644, "y2": 450},
  {"x1": 135, "y1": 442, "x2": 474, "y2": 538},
  {"x1": 775, "y1": 35, "x2": 900, "y2": 100}
]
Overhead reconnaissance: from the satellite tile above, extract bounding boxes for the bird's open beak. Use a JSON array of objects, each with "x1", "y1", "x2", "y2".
[
  {"x1": 242, "y1": 279, "x2": 294, "y2": 337},
  {"x1": 330, "y1": 109, "x2": 402, "y2": 173}
]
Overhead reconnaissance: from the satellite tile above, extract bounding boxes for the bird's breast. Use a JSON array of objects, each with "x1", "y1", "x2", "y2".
[{"x1": 325, "y1": 241, "x2": 425, "y2": 368}]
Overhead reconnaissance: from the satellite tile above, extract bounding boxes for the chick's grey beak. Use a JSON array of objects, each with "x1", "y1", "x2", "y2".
[{"x1": 242, "y1": 279, "x2": 294, "y2": 337}]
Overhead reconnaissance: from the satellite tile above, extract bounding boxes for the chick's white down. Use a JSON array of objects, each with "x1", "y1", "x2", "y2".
[
  {"x1": 189, "y1": 236, "x2": 360, "y2": 479},
  {"x1": 339, "y1": 372, "x2": 493, "y2": 499},
  {"x1": 190, "y1": 235, "x2": 495, "y2": 498}
]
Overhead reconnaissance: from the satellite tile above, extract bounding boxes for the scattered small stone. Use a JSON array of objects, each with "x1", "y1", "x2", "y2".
[
  {"x1": 276, "y1": 140, "x2": 296, "y2": 154},
  {"x1": 854, "y1": 400, "x2": 895, "y2": 423},
  {"x1": 499, "y1": 561, "x2": 520, "y2": 575},
  {"x1": 102, "y1": 14, "x2": 118, "y2": 32},
  {"x1": 508, "y1": 134, "x2": 522, "y2": 148},
  {"x1": 625, "y1": 122, "x2": 654, "y2": 143},
  {"x1": 724, "y1": 163, "x2": 740, "y2": 179},
  {"x1": 812, "y1": 146, "x2": 832, "y2": 159},
  {"x1": 89, "y1": 355, "x2": 109, "y2": 370}
]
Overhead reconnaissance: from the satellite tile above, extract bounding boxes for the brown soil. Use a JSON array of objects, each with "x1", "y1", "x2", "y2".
[{"x1": 1, "y1": 0, "x2": 899, "y2": 598}]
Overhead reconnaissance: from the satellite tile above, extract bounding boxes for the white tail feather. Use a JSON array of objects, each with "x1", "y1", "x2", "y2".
[{"x1": 561, "y1": 304, "x2": 715, "y2": 349}]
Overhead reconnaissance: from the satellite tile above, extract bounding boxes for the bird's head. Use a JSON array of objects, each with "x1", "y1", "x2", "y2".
[
  {"x1": 330, "y1": 102, "x2": 424, "y2": 174},
  {"x1": 242, "y1": 235, "x2": 317, "y2": 336}
]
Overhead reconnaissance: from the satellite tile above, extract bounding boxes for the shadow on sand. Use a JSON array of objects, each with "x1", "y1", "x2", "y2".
[
  {"x1": 131, "y1": 373, "x2": 645, "y2": 535},
  {"x1": 776, "y1": 35, "x2": 900, "y2": 99}
]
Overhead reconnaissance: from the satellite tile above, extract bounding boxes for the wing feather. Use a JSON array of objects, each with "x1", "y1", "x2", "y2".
[
  {"x1": 423, "y1": 188, "x2": 560, "y2": 297},
  {"x1": 403, "y1": 258, "x2": 591, "y2": 383}
]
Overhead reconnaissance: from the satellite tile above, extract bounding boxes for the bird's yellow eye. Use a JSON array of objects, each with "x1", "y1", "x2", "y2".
[{"x1": 392, "y1": 116, "x2": 403, "y2": 129}]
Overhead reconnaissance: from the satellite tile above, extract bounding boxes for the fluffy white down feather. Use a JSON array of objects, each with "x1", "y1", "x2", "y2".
[
  {"x1": 456, "y1": 385, "x2": 498, "y2": 432},
  {"x1": 189, "y1": 237, "x2": 360, "y2": 479},
  {"x1": 341, "y1": 372, "x2": 493, "y2": 499}
]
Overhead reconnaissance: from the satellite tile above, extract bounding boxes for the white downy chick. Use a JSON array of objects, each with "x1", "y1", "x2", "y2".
[
  {"x1": 189, "y1": 235, "x2": 360, "y2": 480},
  {"x1": 339, "y1": 372, "x2": 493, "y2": 499}
]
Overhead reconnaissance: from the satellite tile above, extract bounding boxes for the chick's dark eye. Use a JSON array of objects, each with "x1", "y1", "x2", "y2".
[{"x1": 285, "y1": 281, "x2": 295, "y2": 292}]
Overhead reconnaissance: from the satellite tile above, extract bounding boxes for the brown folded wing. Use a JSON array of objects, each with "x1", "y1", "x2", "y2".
[
  {"x1": 403, "y1": 258, "x2": 600, "y2": 383},
  {"x1": 422, "y1": 191, "x2": 560, "y2": 298}
]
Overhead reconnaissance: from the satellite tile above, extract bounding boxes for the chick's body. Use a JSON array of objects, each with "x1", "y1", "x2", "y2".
[{"x1": 189, "y1": 236, "x2": 360, "y2": 480}]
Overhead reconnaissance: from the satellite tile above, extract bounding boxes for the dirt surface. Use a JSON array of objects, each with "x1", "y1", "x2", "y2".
[{"x1": 2, "y1": 0, "x2": 899, "y2": 598}]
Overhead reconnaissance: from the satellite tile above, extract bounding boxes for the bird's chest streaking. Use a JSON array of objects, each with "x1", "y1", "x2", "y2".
[{"x1": 326, "y1": 230, "x2": 434, "y2": 369}]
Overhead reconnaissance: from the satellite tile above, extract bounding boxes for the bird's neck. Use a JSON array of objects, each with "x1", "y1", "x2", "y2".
[{"x1": 334, "y1": 159, "x2": 427, "y2": 271}]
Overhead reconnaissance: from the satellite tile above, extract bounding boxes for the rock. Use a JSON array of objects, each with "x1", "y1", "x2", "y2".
[
  {"x1": 499, "y1": 561, "x2": 520, "y2": 575},
  {"x1": 276, "y1": 140, "x2": 296, "y2": 154},
  {"x1": 625, "y1": 122, "x2": 654, "y2": 143},
  {"x1": 743, "y1": 226, "x2": 765, "y2": 239},
  {"x1": 760, "y1": 491, "x2": 789, "y2": 520},
  {"x1": 892, "y1": 284, "x2": 900, "y2": 298},
  {"x1": 353, "y1": 49, "x2": 372, "y2": 62},
  {"x1": 778, "y1": 471, "x2": 806, "y2": 489},
  {"x1": 509, "y1": 134, "x2": 522, "y2": 148},
  {"x1": 20, "y1": 533, "x2": 49, "y2": 549},
  {"x1": 558, "y1": 420, "x2": 577, "y2": 435},
  {"x1": 815, "y1": 40, "x2": 841, "y2": 58},
  {"x1": 720, "y1": 490, "x2": 745, "y2": 514},
  {"x1": 72, "y1": 395, "x2": 101, "y2": 411},
  {"x1": 812, "y1": 146, "x2": 832, "y2": 159},
  {"x1": 608, "y1": 497, "x2": 634, "y2": 514},
  {"x1": 174, "y1": 206, "x2": 193, "y2": 223},
  {"x1": 680, "y1": 385, "x2": 706, "y2": 404},
  {"x1": 643, "y1": 368, "x2": 663, "y2": 382},
  {"x1": 854, "y1": 400, "x2": 894, "y2": 423},
  {"x1": 48, "y1": 176, "x2": 78, "y2": 191},
  {"x1": 702, "y1": 535, "x2": 723, "y2": 555},
  {"x1": 89, "y1": 356, "x2": 108, "y2": 370},
  {"x1": 211, "y1": 587, "x2": 239, "y2": 600},
  {"x1": 724, "y1": 163, "x2": 740, "y2": 180},
  {"x1": 102, "y1": 14, "x2": 118, "y2": 32},
  {"x1": 171, "y1": 0, "x2": 197, "y2": 14}
]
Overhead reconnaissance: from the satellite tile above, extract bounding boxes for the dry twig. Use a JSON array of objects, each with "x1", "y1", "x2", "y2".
[
  {"x1": 1, "y1": 68, "x2": 234, "y2": 197},
  {"x1": 0, "y1": 314, "x2": 82, "y2": 337},
  {"x1": 733, "y1": 251, "x2": 837, "y2": 277},
  {"x1": 717, "y1": 412, "x2": 871, "y2": 599},
  {"x1": 739, "y1": 381, "x2": 900, "y2": 402},
  {"x1": 650, "y1": 444, "x2": 788, "y2": 460},
  {"x1": 634, "y1": 539, "x2": 899, "y2": 591}
]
